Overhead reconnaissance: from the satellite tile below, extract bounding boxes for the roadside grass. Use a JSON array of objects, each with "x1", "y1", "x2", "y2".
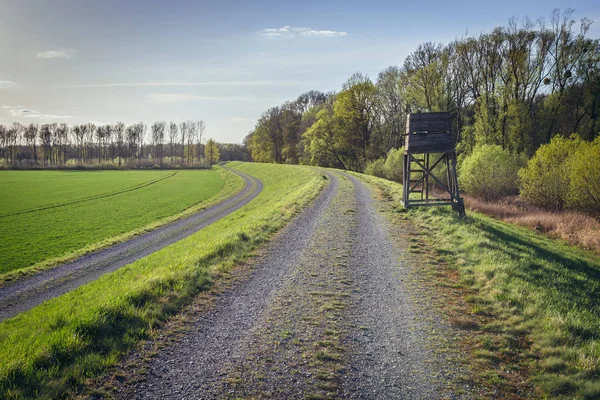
[
  {"x1": 0, "y1": 162, "x2": 325, "y2": 399},
  {"x1": 351, "y1": 172, "x2": 600, "y2": 400},
  {"x1": 0, "y1": 168, "x2": 241, "y2": 283}
]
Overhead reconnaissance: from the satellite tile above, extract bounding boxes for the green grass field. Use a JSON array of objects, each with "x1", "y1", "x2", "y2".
[
  {"x1": 0, "y1": 162, "x2": 325, "y2": 399},
  {"x1": 0, "y1": 170, "x2": 230, "y2": 275},
  {"x1": 353, "y1": 172, "x2": 600, "y2": 400}
]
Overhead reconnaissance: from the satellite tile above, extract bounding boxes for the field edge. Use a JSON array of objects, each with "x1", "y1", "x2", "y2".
[{"x1": 0, "y1": 167, "x2": 245, "y2": 287}]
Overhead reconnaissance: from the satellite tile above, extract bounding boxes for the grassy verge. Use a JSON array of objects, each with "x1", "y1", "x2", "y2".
[
  {"x1": 0, "y1": 167, "x2": 243, "y2": 286},
  {"x1": 0, "y1": 162, "x2": 326, "y2": 399},
  {"x1": 351, "y1": 172, "x2": 600, "y2": 400}
]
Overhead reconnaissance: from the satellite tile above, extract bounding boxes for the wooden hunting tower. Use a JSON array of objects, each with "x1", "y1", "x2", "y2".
[{"x1": 402, "y1": 112, "x2": 465, "y2": 217}]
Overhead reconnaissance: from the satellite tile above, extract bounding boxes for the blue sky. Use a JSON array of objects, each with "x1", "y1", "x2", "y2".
[{"x1": 1, "y1": 0, "x2": 599, "y2": 143}]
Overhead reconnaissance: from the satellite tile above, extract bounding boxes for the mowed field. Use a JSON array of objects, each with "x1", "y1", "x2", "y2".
[{"x1": 0, "y1": 170, "x2": 228, "y2": 275}]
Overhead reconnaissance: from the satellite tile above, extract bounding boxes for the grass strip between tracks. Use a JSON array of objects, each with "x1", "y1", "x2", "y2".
[
  {"x1": 351, "y1": 172, "x2": 600, "y2": 400},
  {"x1": 0, "y1": 162, "x2": 325, "y2": 399}
]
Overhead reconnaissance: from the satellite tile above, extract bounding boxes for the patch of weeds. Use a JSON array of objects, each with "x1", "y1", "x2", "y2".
[{"x1": 315, "y1": 350, "x2": 339, "y2": 362}]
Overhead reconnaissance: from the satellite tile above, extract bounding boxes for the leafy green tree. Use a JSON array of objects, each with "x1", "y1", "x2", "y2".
[
  {"x1": 403, "y1": 42, "x2": 449, "y2": 112},
  {"x1": 332, "y1": 74, "x2": 379, "y2": 170},
  {"x1": 204, "y1": 138, "x2": 220, "y2": 166},
  {"x1": 302, "y1": 108, "x2": 345, "y2": 168},
  {"x1": 376, "y1": 66, "x2": 406, "y2": 150}
]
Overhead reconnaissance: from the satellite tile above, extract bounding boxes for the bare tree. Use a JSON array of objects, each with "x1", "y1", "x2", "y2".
[
  {"x1": 54, "y1": 123, "x2": 69, "y2": 165},
  {"x1": 113, "y1": 122, "x2": 125, "y2": 166},
  {"x1": 179, "y1": 121, "x2": 188, "y2": 166},
  {"x1": 39, "y1": 124, "x2": 52, "y2": 166},
  {"x1": 6, "y1": 123, "x2": 22, "y2": 165},
  {"x1": 98, "y1": 124, "x2": 111, "y2": 163},
  {"x1": 168, "y1": 122, "x2": 178, "y2": 165},
  {"x1": 151, "y1": 121, "x2": 166, "y2": 165},
  {"x1": 187, "y1": 121, "x2": 197, "y2": 164},
  {"x1": 104, "y1": 124, "x2": 114, "y2": 163},
  {"x1": 84, "y1": 123, "x2": 96, "y2": 164},
  {"x1": 135, "y1": 123, "x2": 146, "y2": 166},
  {"x1": 0, "y1": 125, "x2": 7, "y2": 166},
  {"x1": 157, "y1": 122, "x2": 165, "y2": 163},
  {"x1": 24, "y1": 123, "x2": 39, "y2": 165},
  {"x1": 72, "y1": 125, "x2": 85, "y2": 163},
  {"x1": 125, "y1": 125, "x2": 136, "y2": 165},
  {"x1": 197, "y1": 120, "x2": 205, "y2": 162}
]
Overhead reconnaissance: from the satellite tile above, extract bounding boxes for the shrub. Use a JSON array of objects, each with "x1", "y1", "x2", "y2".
[
  {"x1": 460, "y1": 144, "x2": 526, "y2": 201},
  {"x1": 568, "y1": 137, "x2": 600, "y2": 217},
  {"x1": 519, "y1": 135, "x2": 584, "y2": 211},
  {"x1": 384, "y1": 147, "x2": 404, "y2": 182},
  {"x1": 364, "y1": 158, "x2": 386, "y2": 178}
]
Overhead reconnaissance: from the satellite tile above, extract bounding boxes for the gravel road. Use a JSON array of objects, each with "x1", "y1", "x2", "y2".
[
  {"x1": 340, "y1": 173, "x2": 463, "y2": 399},
  {"x1": 115, "y1": 171, "x2": 467, "y2": 399},
  {"x1": 0, "y1": 167, "x2": 262, "y2": 322}
]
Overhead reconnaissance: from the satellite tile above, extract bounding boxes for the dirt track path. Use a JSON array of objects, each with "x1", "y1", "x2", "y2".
[
  {"x1": 116, "y1": 172, "x2": 467, "y2": 399},
  {"x1": 0, "y1": 168, "x2": 262, "y2": 322}
]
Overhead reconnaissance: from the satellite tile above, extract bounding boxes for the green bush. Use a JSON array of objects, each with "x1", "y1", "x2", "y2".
[
  {"x1": 460, "y1": 144, "x2": 526, "y2": 201},
  {"x1": 364, "y1": 158, "x2": 386, "y2": 178},
  {"x1": 519, "y1": 135, "x2": 584, "y2": 211},
  {"x1": 384, "y1": 147, "x2": 404, "y2": 182},
  {"x1": 568, "y1": 137, "x2": 600, "y2": 217}
]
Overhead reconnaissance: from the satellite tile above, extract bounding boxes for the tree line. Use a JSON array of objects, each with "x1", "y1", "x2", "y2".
[
  {"x1": 0, "y1": 120, "x2": 228, "y2": 168},
  {"x1": 244, "y1": 9, "x2": 600, "y2": 172}
]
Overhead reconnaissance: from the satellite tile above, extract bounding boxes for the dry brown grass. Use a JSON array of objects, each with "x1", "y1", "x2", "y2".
[{"x1": 462, "y1": 194, "x2": 600, "y2": 252}]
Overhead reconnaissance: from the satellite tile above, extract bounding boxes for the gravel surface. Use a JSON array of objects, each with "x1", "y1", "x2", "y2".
[
  {"x1": 118, "y1": 172, "x2": 340, "y2": 399},
  {"x1": 113, "y1": 171, "x2": 469, "y2": 399},
  {"x1": 0, "y1": 168, "x2": 262, "y2": 322},
  {"x1": 340, "y1": 173, "x2": 466, "y2": 399},
  {"x1": 200, "y1": 172, "x2": 357, "y2": 399}
]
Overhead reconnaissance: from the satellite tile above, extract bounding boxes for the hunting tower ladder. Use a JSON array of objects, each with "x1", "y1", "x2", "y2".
[{"x1": 402, "y1": 112, "x2": 465, "y2": 217}]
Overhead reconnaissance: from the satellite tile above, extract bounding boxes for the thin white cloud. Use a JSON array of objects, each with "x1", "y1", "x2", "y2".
[
  {"x1": 2, "y1": 105, "x2": 72, "y2": 119},
  {"x1": 147, "y1": 93, "x2": 253, "y2": 104},
  {"x1": 0, "y1": 79, "x2": 18, "y2": 89},
  {"x1": 262, "y1": 32, "x2": 282, "y2": 38},
  {"x1": 58, "y1": 80, "x2": 302, "y2": 89},
  {"x1": 36, "y1": 48, "x2": 76, "y2": 59},
  {"x1": 260, "y1": 26, "x2": 347, "y2": 38},
  {"x1": 302, "y1": 29, "x2": 348, "y2": 37}
]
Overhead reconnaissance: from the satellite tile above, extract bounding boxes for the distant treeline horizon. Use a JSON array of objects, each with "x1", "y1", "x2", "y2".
[{"x1": 0, "y1": 120, "x2": 249, "y2": 169}]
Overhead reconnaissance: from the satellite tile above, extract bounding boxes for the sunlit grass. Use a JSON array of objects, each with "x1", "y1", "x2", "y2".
[
  {"x1": 352, "y1": 172, "x2": 600, "y2": 400},
  {"x1": 0, "y1": 162, "x2": 325, "y2": 399}
]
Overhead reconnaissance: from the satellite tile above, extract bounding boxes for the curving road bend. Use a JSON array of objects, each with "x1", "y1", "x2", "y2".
[{"x1": 0, "y1": 167, "x2": 262, "y2": 322}]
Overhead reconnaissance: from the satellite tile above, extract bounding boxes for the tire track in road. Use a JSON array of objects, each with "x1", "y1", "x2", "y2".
[{"x1": 0, "y1": 167, "x2": 261, "y2": 322}]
